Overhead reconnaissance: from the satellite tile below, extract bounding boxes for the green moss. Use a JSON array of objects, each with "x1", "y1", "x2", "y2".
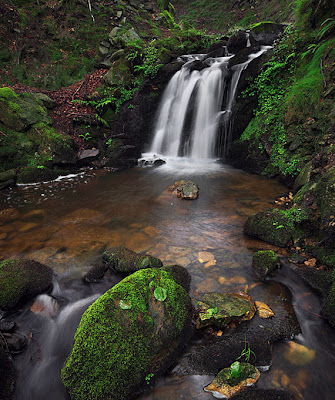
[
  {"x1": 252, "y1": 250, "x2": 279, "y2": 280},
  {"x1": 0, "y1": 87, "x2": 18, "y2": 101},
  {"x1": 61, "y1": 268, "x2": 191, "y2": 399},
  {"x1": 0, "y1": 259, "x2": 53, "y2": 310}
]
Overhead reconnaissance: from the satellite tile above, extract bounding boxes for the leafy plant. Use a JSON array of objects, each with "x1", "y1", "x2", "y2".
[
  {"x1": 230, "y1": 361, "x2": 242, "y2": 378},
  {"x1": 154, "y1": 287, "x2": 167, "y2": 302},
  {"x1": 206, "y1": 307, "x2": 218, "y2": 316},
  {"x1": 119, "y1": 300, "x2": 132, "y2": 310},
  {"x1": 79, "y1": 132, "x2": 92, "y2": 141},
  {"x1": 145, "y1": 373, "x2": 154, "y2": 384},
  {"x1": 236, "y1": 338, "x2": 255, "y2": 363}
]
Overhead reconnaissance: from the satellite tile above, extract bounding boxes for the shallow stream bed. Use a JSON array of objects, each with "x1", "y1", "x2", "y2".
[{"x1": 1, "y1": 162, "x2": 334, "y2": 399}]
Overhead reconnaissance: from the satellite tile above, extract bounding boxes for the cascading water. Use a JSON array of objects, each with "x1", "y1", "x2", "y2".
[{"x1": 140, "y1": 46, "x2": 271, "y2": 167}]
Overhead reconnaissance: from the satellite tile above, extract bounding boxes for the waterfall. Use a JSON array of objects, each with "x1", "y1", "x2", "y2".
[{"x1": 140, "y1": 46, "x2": 271, "y2": 166}]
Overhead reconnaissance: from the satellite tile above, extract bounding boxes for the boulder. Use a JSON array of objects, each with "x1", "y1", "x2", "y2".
[
  {"x1": 0, "y1": 259, "x2": 54, "y2": 310},
  {"x1": 169, "y1": 180, "x2": 199, "y2": 200},
  {"x1": 315, "y1": 166, "x2": 335, "y2": 234},
  {"x1": 252, "y1": 250, "x2": 280, "y2": 280},
  {"x1": 196, "y1": 292, "x2": 256, "y2": 329},
  {"x1": 32, "y1": 93, "x2": 56, "y2": 109},
  {"x1": 18, "y1": 166, "x2": 62, "y2": 184},
  {"x1": 249, "y1": 22, "x2": 286, "y2": 46},
  {"x1": 103, "y1": 58, "x2": 133, "y2": 87},
  {"x1": 103, "y1": 246, "x2": 163, "y2": 273},
  {"x1": 233, "y1": 388, "x2": 298, "y2": 400},
  {"x1": 0, "y1": 169, "x2": 16, "y2": 189},
  {"x1": 227, "y1": 30, "x2": 249, "y2": 54},
  {"x1": 84, "y1": 263, "x2": 109, "y2": 283},
  {"x1": 77, "y1": 149, "x2": 99, "y2": 165},
  {"x1": 0, "y1": 331, "x2": 27, "y2": 354},
  {"x1": 244, "y1": 209, "x2": 296, "y2": 247},
  {"x1": 204, "y1": 362, "x2": 260, "y2": 399},
  {"x1": 61, "y1": 267, "x2": 192, "y2": 400}
]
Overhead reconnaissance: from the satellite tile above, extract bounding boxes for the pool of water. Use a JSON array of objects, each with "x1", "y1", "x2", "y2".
[{"x1": 1, "y1": 163, "x2": 334, "y2": 399}]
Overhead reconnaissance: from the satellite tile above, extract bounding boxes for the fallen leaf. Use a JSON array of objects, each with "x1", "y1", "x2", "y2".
[{"x1": 255, "y1": 301, "x2": 275, "y2": 318}]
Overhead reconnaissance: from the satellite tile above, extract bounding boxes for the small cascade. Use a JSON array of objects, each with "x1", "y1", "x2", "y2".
[{"x1": 140, "y1": 45, "x2": 271, "y2": 167}]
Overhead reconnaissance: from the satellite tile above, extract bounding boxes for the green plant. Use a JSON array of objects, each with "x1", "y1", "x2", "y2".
[
  {"x1": 236, "y1": 338, "x2": 255, "y2": 363},
  {"x1": 119, "y1": 300, "x2": 132, "y2": 310},
  {"x1": 230, "y1": 361, "x2": 242, "y2": 378},
  {"x1": 154, "y1": 287, "x2": 167, "y2": 302},
  {"x1": 145, "y1": 373, "x2": 154, "y2": 384},
  {"x1": 206, "y1": 307, "x2": 218, "y2": 316},
  {"x1": 79, "y1": 132, "x2": 92, "y2": 141}
]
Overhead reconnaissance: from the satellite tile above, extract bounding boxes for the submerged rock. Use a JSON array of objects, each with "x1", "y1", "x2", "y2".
[
  {"x1": 169, "y1": 180, "x2": 199, "y2": 200},
  {"x1": 103, "y1": 246, "x2": 163, "y2": 273},
  {"x1": 252, "y1": 250, "x2": 280, "y2": 280},
  {"x1": 196, "y1": 292, "x2": 256, "y2": 329},
  {"x1": 84, "y1": 263, "x2": 109, "y2": 283},
  {"x1": 61, "y1": 267, "x2": 192, "y2": 400},
  {"x1": 204, "y1": 362, "x2": 260, "y2": 399},
  {"x1": 30, "y1": 294, "x2": 59, "y2": 317},
  {"x1": 0, "y1": 259, "x2": 54, "y2": 310}
]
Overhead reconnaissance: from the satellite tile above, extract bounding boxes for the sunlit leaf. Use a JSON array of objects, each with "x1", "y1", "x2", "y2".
[
  {"x1": 119, "y1": 300, "x2": 132, "y2": 310},
  {"x1": 230, "y1": 361, "x2": 241, "y2": 378}
]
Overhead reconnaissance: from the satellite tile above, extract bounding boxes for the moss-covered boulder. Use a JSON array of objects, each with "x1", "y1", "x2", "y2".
[
  {"x1": 315, "y1": 166, "x2": 335, "y2": 234},
  {"x1": 0, "y1": 87, "x2": 52, "y2": 132},
  {"x1": 103, "y1": 58, "x2": 133, "y2": 87},
  {"x1": 17, "y1": 166, "x2": 63, "y2": 184},
  {"x1": 249, "y1": 22, "x2": 286, "y2": 45},
  {"x1": 196, "y1": 292, "x2": 256, "y2": 329},
  {"x1": 61, "y1": 267, "x2": 192, "y2": 399},
  {"x1": 103, "y1": 246, "x2": 163, "y2": 273},
  {"x1": 204, "y1": 362, "x2": 260, "y2": 399},
  {"x1": 252, "y1": 250, "x2": 280, "y2": 280},
  {"x1": 244, "y1": 209, "x2": 299, "y2": 247},
  {"x1": 0, "y1": 259, "x2": 54, "y2": 310}
]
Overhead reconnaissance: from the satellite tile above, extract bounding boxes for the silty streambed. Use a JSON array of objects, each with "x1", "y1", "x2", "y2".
[{"x1": 1, "y1": 163, "x2": 335, "y2": 399}]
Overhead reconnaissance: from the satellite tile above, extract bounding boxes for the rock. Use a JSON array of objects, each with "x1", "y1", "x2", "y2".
[
  {"x1": 227, "y1": 30, "x2": 249, "y2": 54},
  {"x1": 232, "y1": 388, "x2": 298, "y2": 400},
  {"x1": 228, "y1": 45, "x2": 262, "y2": 68},
  {"x1": 0, "y1": 321, "x2": 16, "y2": 332},
  {"x1": 0, "y1": 259, "x2": 54, "y2": 310},
  {"x1": 293, "y1": 161, "x2": 312, "y2": 191},
  {"x1": 103, "y1": 58, "x2": 133, "y2": 87},
  {"x1": 61, "y1": 267, "x2": 192, "y2": 399},
  {"x1": 77, "y1": 148, "x2": 99, "y2": 164},
  {"x1": 0, "y1": 179, "x2": 15, "y2": 190},
  {"x1": 196, "y1": 292, "x2": 256, "y2": 329},
  {"x1": 160, "y1": 265, "x2": 191, "y2": 292},
  {"x1": 0, "y1": 346, "x2": 15, "y2": 400},
  {"x1": 30, "y1": 294, "x2": 59, "y2": 317},
  {"x1": 169, "y1": 180, "x2": 199, "y2": 200},
  {"x1": 109, "y1": 49, "x2": 125, "y2": 63},
  {"x1": 0, "y1": 169, "x2": 16, "y2": 183},
  {"x1": 244, "y1": 209, "x2": 296, "y2": 247},
  {"x1": 315, "y1": 166, "x2": 335, "y2": 232},
  {"x1": 255, "y1": 301, "x2": 275, "y2": 318},
  {"x1": 0, "y1": 332, "x2": 27, "y2": 354},
  {"x1": 84, "y1": 263, "x2": 109, "y2": 283},
  {"x1": 32, "y1": 93, "x2": 56, "y2": 109},
  {"x1": 284, "y1": 341, "x2": 316, "y2": 366},
  {"x1": 103, "y1": 246, "x2": 163, "y2": 273},
  {"x1": 204, "y1": 362, "x2": 260, "y2": 399},
  {"x1": 252, "y1": 250, "x2": 280, "y2": 280},
  {"x1": 18, "y1": 167, "x2": 61, "y2": 184},
  {"x1": 0, "y1": 87, "x2": 52, "y2": 132},
  {"x1": 157, "y1": 47, "x2": 171, "y2": 64},
  {"x1": 250, "y1": 22, "x2": 286, "y2": 46}
]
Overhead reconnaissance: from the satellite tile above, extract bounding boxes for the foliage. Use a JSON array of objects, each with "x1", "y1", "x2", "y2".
[
  {"x1": 206, "y1": 307, "x2": 218, "y2": 316},
  {"x1": 154, "y1": 287, "x2": 167, "y2": 302},
  {"x1": 236, "y1": 338, "x2": 255, "y2": 363},
  {"x1": 230, "y1": 361, "x2": 242, "y2": 378}
]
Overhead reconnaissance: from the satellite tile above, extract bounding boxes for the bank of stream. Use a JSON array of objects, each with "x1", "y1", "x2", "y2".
[{"x1": 1, "y1": 163, "x2": 335, "y2": 399}]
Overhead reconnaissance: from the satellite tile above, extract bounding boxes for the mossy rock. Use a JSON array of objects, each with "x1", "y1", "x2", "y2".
[
  {"x1": 315, "y1": 166, "x2": 335, "y2": 229},
  {"x1": 103, "y1": 58, "x2": 133, "y2": 87},
  {"x1": 244, "y1": 209, "x2": 296, "y2": 247},
  {"x1": 61, "y1": 267, "x2": 192, "y2": 399},
  {"x1": 252, "y1": 250, "x2": 280, "y2": 280},
  {"x1": 293, "y1": 161, "x2": 312, "y2": 191},
  {"x1": 18, "y1": 167, "x2": 62, "y2": 184},
  {"x1": 0, "y1": 88, "x2": 52, "y2": 132},
  {"x1": 103, "y1": 246, "x2": 163, "y2": 273},
  {"x1": 160, "y1": 265, "x2": 191, "y2": 292},
  {"x1": 196, "y1": 292, "x2": 256, "y2": 329},
  {"x1": 0, "y1": 259, "x2": 54, "y2": 310},
  {"x1": 204, "y1": 362, "x2": 260, "y2": 399}
]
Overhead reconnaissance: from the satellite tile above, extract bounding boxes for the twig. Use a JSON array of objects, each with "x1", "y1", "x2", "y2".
[
  {"x1": 320, "y1": 58, "x2": 327, "y2": 89},
  {"x1": 0, "y1": 331, "x2": 12, "y2": 361},
  {"x1": 87, "y1": 0, "x2": 95, "y2": 22},
  {"x1": 72, "y1": 79, "x2": 86, "y2": 101},
  {"x1": 0, "y1": 130, "x2": 8, "y2": 137}
]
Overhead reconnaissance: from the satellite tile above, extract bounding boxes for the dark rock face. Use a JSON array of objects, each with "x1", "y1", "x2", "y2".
[
  {"x1": 83, "y1": 263, "x2": 109, "y2": 283},
  {"x1": 61, "y1": 267, "x2": 192, "y2": 400},
  {"x1": 0, "y1": 259, "x2": 54, "y2": 310},
  {"x1": 250, "y1": 22, "x2": 286, "y2": 46},
  {"x1": 103, "y1": 246, "x2": 163, "y2": 273},
  {"x1": 0, "y1": 347, "x2": 15, "y2": 400},
  {"x1": 233, "y1": 388, "x2": 298, "y2": 400},
  {"x1": 227, "y1": 31, "x2": 249, "y2": 54}
]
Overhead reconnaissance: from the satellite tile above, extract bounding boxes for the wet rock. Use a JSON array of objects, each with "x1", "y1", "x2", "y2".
[
  {"x1": 160, "y1": 265, "x2": 191, "y2": 292},
  {"x1": 169, "y1": 180, "x2": 199, "y2": 200},
  {"x1": 84, "y1": 263, "x2": 109, "y2": 283},
  {"x1": 0, "y1": 259, "x2": 54, "y2": 310},
  {"x1": 0, "y1": 346, "x2": 15, "y2": 400},
  {"x1": 255, "y1": 301, "x2": 275, "y2": 318},
  {"x1": 0, "y1": 321, "x2": 16, "y2": 333},
  {"x1": 61, "y1": 267, "x2": 192, "y2": 399},
  {"x1": 233, "y1": 388, "x2": 298, "y2": 400},
  {"x1": 18, "y1": 167, "x2": 62, "y2": 184},
  {"x1": 0, "y1": 331, "x2": 27, "y2": 354},
  {"x1": 244, "y1": 209, "x2": 296, "y2": 247},
  {"x1": 252, "y1": 250, "x2": 280, "y2": 280},
  {"x1": 228, "y1": 45, "x2": 262, "y2": 68},
  {"x1": 103, "y1": 246, "x2": 163, "y2": 274},
  {"x1": 284, "y1": 341, "x2": 316, "y2": 366},
  {"x1": 227, "y1": 30, "x2": 249, "y2": 54},
  {"x1": 196, "y1": 292, "x2": 256, "y2": 330},
  {"x1": 204, "y1": 362, "x2": 260, "y2": 399},
  {"x1": 30, "y1": 294, "x2": 59, "y2": 317},
  {"x1": 77, "y1": 149, "x2": 99, "y2": 164}
]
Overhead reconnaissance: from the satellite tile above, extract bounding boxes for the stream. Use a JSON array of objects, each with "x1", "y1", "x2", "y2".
[{"x1": 1, "y1": 162, "x2": 335, "y2": 399}]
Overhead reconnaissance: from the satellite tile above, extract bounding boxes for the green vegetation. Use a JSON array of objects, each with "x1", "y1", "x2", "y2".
[{"x1": 61, "y1": 267, "x2": 191, "y2": 399}]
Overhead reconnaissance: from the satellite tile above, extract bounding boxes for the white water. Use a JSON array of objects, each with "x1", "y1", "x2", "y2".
[{"x1": 144, "y1": 46, "x2": 271, "y2": 166}]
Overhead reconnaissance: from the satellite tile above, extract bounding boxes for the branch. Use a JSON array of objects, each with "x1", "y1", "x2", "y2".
[{"x1": 87, "y1": 0, "x2": 95, "y2": 22}]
